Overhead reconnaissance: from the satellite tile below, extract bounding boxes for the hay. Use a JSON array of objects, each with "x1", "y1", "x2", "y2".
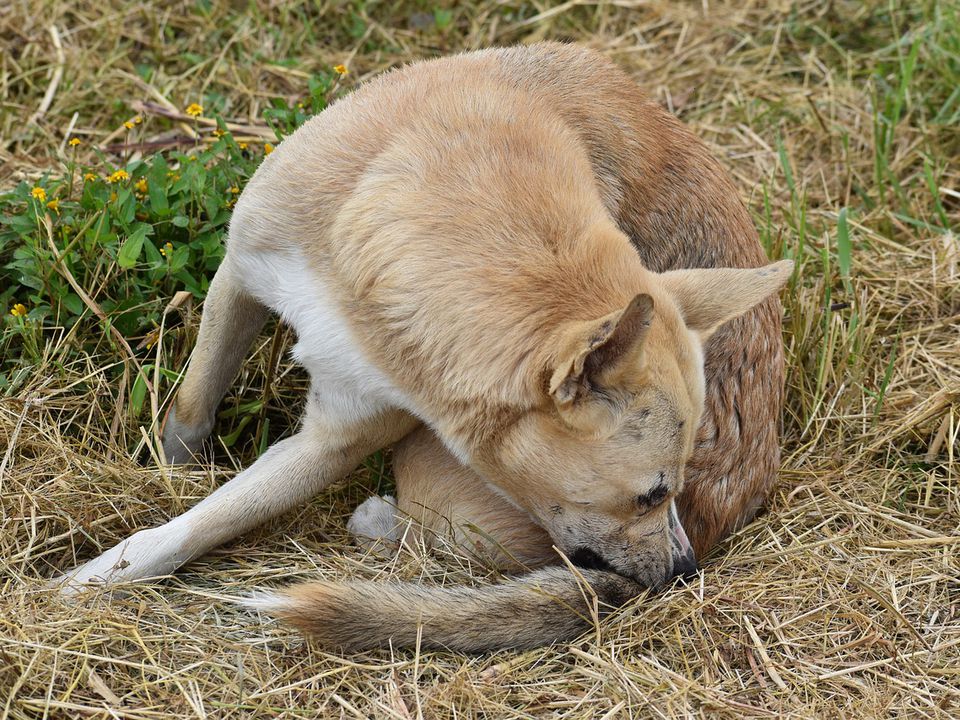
[{"x1": 2, "y1": 1, "x2": 958, "y2": 717}]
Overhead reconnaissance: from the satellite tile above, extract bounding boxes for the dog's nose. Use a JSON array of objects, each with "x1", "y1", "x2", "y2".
[{"x1": 670, "y1": 549, "x2": 698, "y2": 581}]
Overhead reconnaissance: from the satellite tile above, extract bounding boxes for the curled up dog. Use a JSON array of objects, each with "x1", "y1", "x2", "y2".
[{"x1": 54, "y1": 43, "x2": 791, "y2": 652}]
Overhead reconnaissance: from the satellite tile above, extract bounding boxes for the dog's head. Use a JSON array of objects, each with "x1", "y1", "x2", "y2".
[{"x1": 475, "y1": 260, "x2": 792, "y2": 587}]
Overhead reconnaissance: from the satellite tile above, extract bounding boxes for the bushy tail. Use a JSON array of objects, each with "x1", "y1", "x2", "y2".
[{"x1": 244, "y1": 567, "x2": 643, "y2": 652}]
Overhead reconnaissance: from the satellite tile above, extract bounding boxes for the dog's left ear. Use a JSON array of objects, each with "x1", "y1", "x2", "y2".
[
  {"x1": 548, "y1": 293, "x2": 653, "y2": 434},
  {"x1": 660, "y1": 259, "x2": 793, "y2": 340}
]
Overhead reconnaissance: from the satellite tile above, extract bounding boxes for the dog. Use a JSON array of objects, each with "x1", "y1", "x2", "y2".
[{"x1": 56, "y1": 43, "x2": 790, "y2": 651}]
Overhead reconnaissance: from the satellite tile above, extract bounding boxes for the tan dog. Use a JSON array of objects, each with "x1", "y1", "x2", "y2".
[{"x1": 56, "y1": 43, "x2": 790, "y2": 651}]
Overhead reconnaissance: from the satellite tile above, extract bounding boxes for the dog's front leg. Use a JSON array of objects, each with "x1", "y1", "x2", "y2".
[{"x1": 55, "y1": 407, "x2": 417, "y2": 593}]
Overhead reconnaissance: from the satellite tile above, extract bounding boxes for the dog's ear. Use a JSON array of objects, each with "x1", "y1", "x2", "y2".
[
  {"x1": 548, "y1": 293, "x2": 653, "y2": 434},
  {"x1": 660, "y1": 259, "x2": 793, "y2": 340}
]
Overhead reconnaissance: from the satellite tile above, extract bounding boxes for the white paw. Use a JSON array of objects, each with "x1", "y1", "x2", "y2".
[
  {"x1": 347, "y1": 495, "x2": 402, "y2": 550},
  {"x1": 52, "y1": 527, "x2": 186, "y2": 596}
]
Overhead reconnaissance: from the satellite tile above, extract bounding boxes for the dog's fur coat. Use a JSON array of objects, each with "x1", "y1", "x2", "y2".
[{"x1": 57, "y1": 43, "x2": 789, "y2": 651}]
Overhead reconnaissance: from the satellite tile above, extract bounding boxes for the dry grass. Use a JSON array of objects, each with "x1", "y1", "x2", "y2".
[{"x1": 2, "y1": 0, "x2": 958, "y2": 717}]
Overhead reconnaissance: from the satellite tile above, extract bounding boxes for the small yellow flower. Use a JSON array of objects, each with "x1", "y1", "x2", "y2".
[
  {"x1": 334, "y1": 64, "x2": 348, "y2": 75},
  {"x1": 167, "y1": 171, "x2": 181, "y2": 182},
  {"x1": 238, "y1": 142, "x2": 248, "y2": 150},
  {"x1": 83, "y1": 172, "x2": 97, "y2": 182},
  {"x1": 31, "y1": 186, "x2": 47, "y2": 203},
  {"x1": 264, "y1": 143, "x2": 274, "y2": 155},
  {"x1": 46, "y1": 198, "x2": 60, "y2": 213},
  {"x1": 134, "y1": 178, "x2": 148, "y2": 193},
  {"x1": 10, "y1": 303, "x2": 27, "y2": 318},
  {"x1": 185, "y1": 103, "x2": 203, "y2": 117},
  {"x1": 69, "y1": 137, "x2": 81, "y2": 147},
  {"x1": 133, "y1": 115, "x2": 143, "y2": 124},
  {"x1": 123, "y1": 121, "x2": 135, "y2": 130},
  {"x1": 106, "y1": 169, "x2": 130, "y2": 183},
  {"x1": 229, "y1": 186, "x2": 239, "y2": 194},
  {"x1": 109, "y1": 192, "x2": 118, "y2": 202},
  {"x1": 160, "y1": 242, "x2": 173, "y2": 257},
  {"x1": 297, "y1": 102, "x2": 304, "y2": 109},
  {"x1": 213, "y1": 128, "x2": 225, "y2": 138}
]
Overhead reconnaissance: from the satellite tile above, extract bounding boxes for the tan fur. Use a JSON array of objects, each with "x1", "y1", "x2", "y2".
[
  {"x1": 64, "y1": 43, "x2": 790, "y2": 651},
  {"x1": 392, "y1": 427, "x2": 557, "y2": 570}
]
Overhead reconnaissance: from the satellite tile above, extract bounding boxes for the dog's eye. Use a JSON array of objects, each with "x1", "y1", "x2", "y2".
[{"x1": 636, "y1": 484, "x2": 668, "y2": 510}]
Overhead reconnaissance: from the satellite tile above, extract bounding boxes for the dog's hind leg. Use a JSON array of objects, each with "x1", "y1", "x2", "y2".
[
  {"x1": 161, "y1": 257, "x2": 269, "y2": 464},
  {"x1": 56, "y1": 404, "x2": 417, "y2": 593},
  {"x1": 390, "y1": 427, "x2": 556, "y2": 571}
]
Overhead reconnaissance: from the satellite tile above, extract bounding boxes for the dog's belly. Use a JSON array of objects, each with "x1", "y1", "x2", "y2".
[{"x1": 232, "y1": 248, "x2": 411, "y2": 425}]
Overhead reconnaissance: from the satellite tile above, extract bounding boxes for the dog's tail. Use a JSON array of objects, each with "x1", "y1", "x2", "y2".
[{"x1": 243, "y1": 567, "x2": 643, "y2": 652}]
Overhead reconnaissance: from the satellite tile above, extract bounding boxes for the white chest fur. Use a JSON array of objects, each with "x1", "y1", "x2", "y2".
[{"x1": 231, "y1": 249, "x2": 410, "y2": 426}]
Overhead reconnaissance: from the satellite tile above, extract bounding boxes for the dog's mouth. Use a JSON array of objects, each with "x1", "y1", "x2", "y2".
[{"x1": 568, "y1": 546, "x2": 614, "y2": 572}]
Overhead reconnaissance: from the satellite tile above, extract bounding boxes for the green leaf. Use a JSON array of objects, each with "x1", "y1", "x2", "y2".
[
  {"x1": 148, "y1": 179, "x2": 170, "y2": 217},
  {"x1": 117, "y1": 223, "x2": 151, "y2": 268},
  {"x1": 62, "y1": 292, "x2": 84, "y2": 316},
  {"x1": 169, "y1": 244, "x2": 191, "y2": 272},
  {"x1": 130, "y1": 369, "x2": 148, "y2": 415},
  {"x1": 115, "y1": 188, "x2": 136, "y2": 225}
]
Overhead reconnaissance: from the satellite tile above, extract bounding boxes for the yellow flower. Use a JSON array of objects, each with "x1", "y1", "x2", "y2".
[
  {"x1": 133, "y1": 115, "x2": 143, "y2": 124},
  {"x1": 185, "y1": 103, "x2": 203, "y2": 117},
  {"x1": 334, "y1": 64, "x2": 348, "y2": 75},
  {"x1": 238, "y1": 142, "x2": 248, "y2": 150},
  {"x1": 124, "y1": 121, "x2": 135, "y2": 130},
  {"x1": 69, "y1": 137, "x2": 81, "y2": 147},
  {"x1": 160, "y1": 242, "x2": 173, "y2": 257},
  {"x1": 31, "y1": 186, "x2": 47, "y2": 203},
  {"x1": 46, "y1": 198, "x2": 60, "y2": 213},
  {"x1": 10, "y1": 303, "x2": 27, "y2": 318},
  {"x1": 167, "y1": 171, "x2": 181, "y2": 182},
  {"x1": 134, "y1": 178, "x2": 148, "y2": 193},
  {"x1": 83, "y1": 172, "x2": 97, "y2": 182},
  {"x1": 213, "y1": 128, "x2": 225, "y2": 138},
  {"x1": 264, "y1": 143, "x2": 274, "y2": 155},
  {"x1": 106, "y1": 169, "x2": 130, "y2": 183},
  {"x1": 229, "y1": 186, "x2": 239, "y2": 194}
]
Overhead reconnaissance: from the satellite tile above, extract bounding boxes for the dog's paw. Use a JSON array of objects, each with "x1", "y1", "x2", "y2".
[
  {"x1": 347, "y1": 495, "x2": 402, "y2": 551},
  {"x1": 51, "y1": 527, "x2": 184, "y2": 596}
]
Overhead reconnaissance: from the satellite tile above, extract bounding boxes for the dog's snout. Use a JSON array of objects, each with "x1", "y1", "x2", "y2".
[{"x1": 569, "y1": 547, "x2": 612, "y2": 571}]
